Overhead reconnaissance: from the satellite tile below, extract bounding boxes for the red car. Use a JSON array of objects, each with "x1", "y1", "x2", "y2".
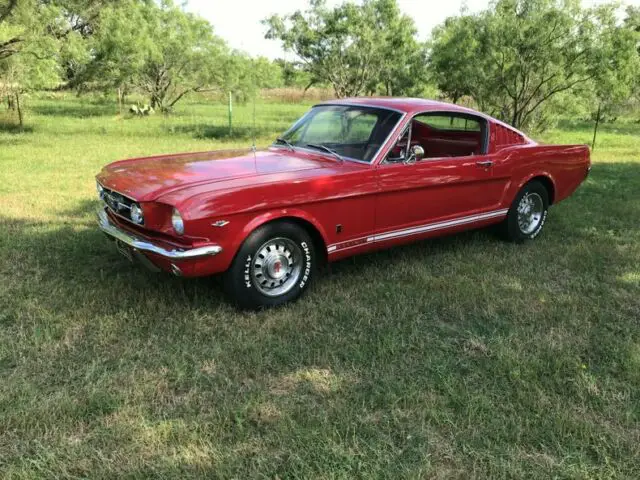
[{"x1": 96, "y1": 98, "x2": 590, "y2": 308}]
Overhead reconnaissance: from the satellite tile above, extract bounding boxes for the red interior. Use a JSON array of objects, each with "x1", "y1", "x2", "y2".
[{"x1": 411, "y1": 120, "x2": 484, "y2": 158}]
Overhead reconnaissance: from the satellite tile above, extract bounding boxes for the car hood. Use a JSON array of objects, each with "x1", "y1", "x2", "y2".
[{"x1": 96, "y1": 148, "x2": 330, "y2": 202}]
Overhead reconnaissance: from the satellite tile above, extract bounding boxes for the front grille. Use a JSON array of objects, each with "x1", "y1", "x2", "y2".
[{"x1": 101, "y1": 186, "x2": 136, "y2": 223}]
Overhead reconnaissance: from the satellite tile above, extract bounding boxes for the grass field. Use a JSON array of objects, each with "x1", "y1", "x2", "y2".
[{"x1": 0, "y1": 95, "x2": 639, "y2": 478}]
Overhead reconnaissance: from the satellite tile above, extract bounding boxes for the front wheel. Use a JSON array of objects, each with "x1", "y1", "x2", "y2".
[
  {"x1": 223, "y1": 221, "x2": 316, "y2": 309},
  {"x1": 501, "y1": 180, "x2": 549, "y2": 242}
]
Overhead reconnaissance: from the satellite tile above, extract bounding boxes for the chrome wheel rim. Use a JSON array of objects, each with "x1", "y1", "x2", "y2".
[
  {"x1": 517, "y1": 192, "x2": 544, "y2": 235},
  {"x1": 251, "y1": 237, "x2": 302, "y2": 297}
]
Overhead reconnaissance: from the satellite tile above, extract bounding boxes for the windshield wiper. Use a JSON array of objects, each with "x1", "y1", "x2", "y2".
[
  {"x1": 306, "y1": 143, "x2": 343, "y2": 162},
  {"x1": 274, "y1": 137, "x2": 295, "y2": 152}
]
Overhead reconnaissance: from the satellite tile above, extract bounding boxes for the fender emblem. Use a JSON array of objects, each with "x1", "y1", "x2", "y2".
[{"x1": 212, "y1": 220, "x2": 230, "y2": 227}]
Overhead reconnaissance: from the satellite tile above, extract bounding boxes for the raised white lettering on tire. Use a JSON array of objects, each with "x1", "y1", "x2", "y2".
[{"x1": 244, "y1": 255, "x2": 252, "y2": 288}]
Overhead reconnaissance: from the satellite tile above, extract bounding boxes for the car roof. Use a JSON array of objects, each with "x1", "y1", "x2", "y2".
[
  {"x1": 317, "y1": 97, "x2": 487, "y2": 117},
  {"x1": 316, "y1": 96, "x2": 535, "y2": 143}
]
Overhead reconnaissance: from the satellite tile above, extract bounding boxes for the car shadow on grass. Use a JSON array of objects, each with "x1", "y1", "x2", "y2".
[{"x1": 0, "y1": 161, "x2": 639, "y2": 477}]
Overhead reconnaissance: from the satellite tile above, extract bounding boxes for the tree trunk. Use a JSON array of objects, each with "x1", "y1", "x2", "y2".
[
  {"x1": 511, "y1": 100, "x2": 519, "y2": 128},
  {"x1": 302, "y1": 80, "x2": 315, "y2": 98},
  {"x1": 592, "y1": 103, "x2": 602, "y2": 151},
  {"x1": 117, "y1": 87, "x2": 123, "y2": 116},
  {"x1": 228, "y1": 91, "x2": 233, "y2": 136},
  {"x1": 15, "y1": 92, "x2": 23, "y2": 127}
]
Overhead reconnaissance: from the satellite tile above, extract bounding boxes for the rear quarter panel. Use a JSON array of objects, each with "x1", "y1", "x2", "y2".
[{"x1": 492, "y1": 144, "x2": 591, "y2": 208}]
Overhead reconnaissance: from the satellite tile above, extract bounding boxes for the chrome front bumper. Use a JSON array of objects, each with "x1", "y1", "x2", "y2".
[{"x1": 97, "y1": 208, "x2": 222, "y2": 260}]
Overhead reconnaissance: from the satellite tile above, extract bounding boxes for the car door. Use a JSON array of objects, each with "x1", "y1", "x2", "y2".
[{"x1": 374, "y1": 113, "x2": 506, "y2": 241}]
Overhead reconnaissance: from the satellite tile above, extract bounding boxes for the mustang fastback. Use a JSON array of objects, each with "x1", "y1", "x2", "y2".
[{"x1": 96, "y1": 97, "x2": 591, "y2": 308}]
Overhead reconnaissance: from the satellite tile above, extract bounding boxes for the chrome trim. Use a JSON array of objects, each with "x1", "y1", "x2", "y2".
[
  {"x1": 98, "y1": 180, "x2": 143, "y2": 226},
  {"x1": 326, "y1": 209, "x2": 509, "y2": 253},
  {"x1": 97, "y1": 208, "x2": 222, "y2": 260},
  {"x1": 373, "y1": 209, "x2": 508, "y2": 242},
  {"x1": 373, "y1": 112, "x2": 408, "y2": 165},
  {"x1": 101, "y1": 200, "x2": 138, "y2": 225},
  {"x1": 96, "y1": 180, "x2": 137, "y2": 203},
  {"x1": 381, "y1": 122, "x2": 413, "y2": 165},
  {"x1": 212, "y1": 220, "x2": 230, "y2": 227}
]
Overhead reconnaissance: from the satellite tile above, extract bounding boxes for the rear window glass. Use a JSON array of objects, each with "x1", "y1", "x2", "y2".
[{"x1": 415, "y1": 115, "x2": 481, "y2": 132}]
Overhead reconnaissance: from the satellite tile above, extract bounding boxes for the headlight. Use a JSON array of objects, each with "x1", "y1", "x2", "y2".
[
  {"x1": 96, "y1": 181, "x2": 104, "y2": 199},
  {"x1": 130, "y1": 203, "x2": 144, "y2": 225},
  {"x1": 172, "y1": 208, "x2": 184, "y2": 235}
]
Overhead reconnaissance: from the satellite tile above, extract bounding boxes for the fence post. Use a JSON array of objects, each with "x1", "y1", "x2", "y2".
[
  {"x1": 15, "y1": 92, "x2": 23, "y2": 127},
  {"x1": 591, "y1": 103, "x2": 601, "y2": 151}
]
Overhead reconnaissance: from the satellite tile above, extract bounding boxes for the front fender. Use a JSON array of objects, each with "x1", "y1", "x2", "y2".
[{"x1": 227, "y1": 208, "x2": 330, "y2": 263}]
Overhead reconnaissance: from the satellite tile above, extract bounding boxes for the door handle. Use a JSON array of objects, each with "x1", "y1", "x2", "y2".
[{"x1": 476, "y1": 160, "x2": 493, "y2": 168}]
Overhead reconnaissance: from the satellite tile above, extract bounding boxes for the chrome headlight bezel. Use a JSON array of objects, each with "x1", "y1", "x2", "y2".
[
  {"x1": 172, "y1": 208, "x2": 184, "y2": 235},
  {"x1": 130, "y1": 203, "x2": 144, "y2": 225},
  {"x1": 96, "y1": 181, "x2": 104, "y2": 199}
]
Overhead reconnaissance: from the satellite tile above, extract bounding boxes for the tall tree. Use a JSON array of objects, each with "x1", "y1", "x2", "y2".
[
  {"x1": 625, "y1": 5, "x2": 640, "y2": 54},
  {"x1": 264, "y1": 0, "x2": 424, "y2": 97},
  {"x1": 429, "y1": 14, "x2": 482, "y2": 104},
  {"x1": 589, "y1": 4, "x2": 640, "y2": 148},
  {"x1": 0, "y1": 0, "x2": 122, "y2": 61},
  {"x1": 134, "y1": 0, "x2": 227, "y2": 110},
  {"x1": 72, "y1": 0, "x2": 154, "y2": 107},
  {"x1": 429, "y1": 0, "x2": 637, "y2": 130},
  {"x1": 365, "y1": 0, "x2": 427, "y2": 96}
]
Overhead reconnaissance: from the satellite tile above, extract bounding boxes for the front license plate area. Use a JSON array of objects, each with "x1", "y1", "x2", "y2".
[{"x1": 115, "y1": 240, "x2": 134, "y2": 262}]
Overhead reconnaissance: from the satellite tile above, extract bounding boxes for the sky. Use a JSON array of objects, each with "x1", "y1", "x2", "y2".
[{"x1": 186, "y1": 0, "x2": 640, "y2": 59}]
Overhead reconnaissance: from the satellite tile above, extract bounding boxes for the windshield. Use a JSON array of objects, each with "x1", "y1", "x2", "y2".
[{"x1": 276, "y1": 105, "x2": 402, "y2": 163}]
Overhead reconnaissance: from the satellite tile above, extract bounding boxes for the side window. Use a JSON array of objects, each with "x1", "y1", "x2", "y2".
[
  {"x1": 417, "y1": 115, "x2": 481, "y2": 132},
  {"x1": 411, "y1": 113, "x2": 486, "y2": 158}
]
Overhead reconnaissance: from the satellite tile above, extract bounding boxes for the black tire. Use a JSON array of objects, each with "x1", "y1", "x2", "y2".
[
  {"x1": 223, "y1": 221, "x2": 316, "y2": 309},
  {"x1": 501, "y1": 180, "x2": 550, "y2": 243}
]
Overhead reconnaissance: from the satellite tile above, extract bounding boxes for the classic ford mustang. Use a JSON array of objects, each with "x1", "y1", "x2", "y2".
[{"x1": 96, "y1": 97, "x2": 590, "y2": 308}]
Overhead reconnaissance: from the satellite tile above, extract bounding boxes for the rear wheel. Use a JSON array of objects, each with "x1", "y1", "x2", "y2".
[
  {"x1": 224, "y1": 221, "x2": 316, "y2": 309},
  {"x1": 502, "y1": 180, "x2": 549, "y2": 242}
]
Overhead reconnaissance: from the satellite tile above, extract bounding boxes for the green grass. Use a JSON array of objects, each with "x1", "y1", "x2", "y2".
[{"x1": 0, "y1": 95, "x2": 639, "y2": 478}]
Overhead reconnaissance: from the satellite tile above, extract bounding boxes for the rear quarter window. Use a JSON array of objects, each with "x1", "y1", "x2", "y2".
[{"x1": 492, "y1": 123, "x2": 526, "y2": 151}]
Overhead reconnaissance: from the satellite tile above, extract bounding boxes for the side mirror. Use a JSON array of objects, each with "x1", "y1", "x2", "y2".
[{"x1": 405, "y1": 145, "x2": 425, "y2": 164}]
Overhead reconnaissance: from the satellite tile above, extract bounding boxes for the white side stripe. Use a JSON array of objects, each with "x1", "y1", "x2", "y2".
[
  {"x1": 326, "y1": 209, "x2": 508, "y2": 253},
  {"x1": 373, "y1": 209, "x2": 508, "y2": 242}
]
